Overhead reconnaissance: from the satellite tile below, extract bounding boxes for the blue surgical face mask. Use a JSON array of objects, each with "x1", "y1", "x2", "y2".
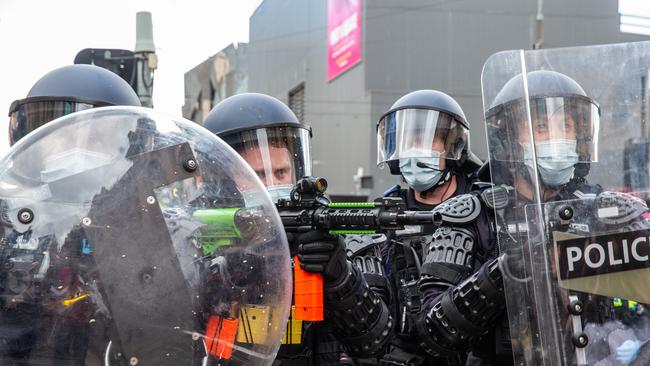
[
  {"x1": 267, "y1": 184, "x2": 293, "y2": 203},
  {"x1": 242, "y1": 184, "x2": 293, "y2": 207},
  {"x1": 399, "y1": 150, "x2": 444, "y2": 192},
  {"x1": 523, "y1": 139, "x2": 579, "y2": 187}
]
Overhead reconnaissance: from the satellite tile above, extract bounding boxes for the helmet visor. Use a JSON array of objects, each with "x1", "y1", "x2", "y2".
[
  {"x1": 486, "y1": 95, "x2": 599, "y2": 162},
  {"x1": 9, "y1": 98, "x2": 100, "y2": 145},
  {"x1": 221, "y1": 126, "x2": 312, "y2": 193},
  {"x1": 377, "y1": 108, "x2": 469, "y2": 165}
]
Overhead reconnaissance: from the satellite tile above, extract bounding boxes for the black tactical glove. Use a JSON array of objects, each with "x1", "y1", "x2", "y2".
[
  {"x1": 296, "y1": 231, "x2": 348, "y2": 284},
  {"x1": 226, "y1": 251, "x2": 264, "y2": 287},
  {"x1": 208, "y1": 249, "x2": 262, "y2": 288}
]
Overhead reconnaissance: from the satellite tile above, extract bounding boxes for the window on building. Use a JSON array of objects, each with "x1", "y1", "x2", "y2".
[
  {"x1": 209, "y1": 81, "x2": 217, "y2": 109},
  {"x1": 619, "y1": 0, "x2": 650, "y2": 36},
  {"x1": 288, "y1": 83, "x2": 305, "y2": 123},
  {"x1": 191, "y1": 91, "x2": 202, "y2": 124}
]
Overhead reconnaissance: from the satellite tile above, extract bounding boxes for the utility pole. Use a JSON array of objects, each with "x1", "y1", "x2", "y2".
[
  {"x1": 74, "y1": 12, "x2": 158, "y2": 107},
  {"x1": 533, "y1": 0, "x2": 544, "y2": 49}
]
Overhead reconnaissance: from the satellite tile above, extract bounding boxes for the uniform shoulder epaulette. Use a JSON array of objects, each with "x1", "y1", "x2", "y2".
[
  {"x1": 573, "y1": 183, "x2": 603, "y2": 197},
  {"x1": 382, "y1": 184, "x2": 401, "y2": 197},
  {"x1": 471, "y1": 181, "x2": 492, "y2": 192}
]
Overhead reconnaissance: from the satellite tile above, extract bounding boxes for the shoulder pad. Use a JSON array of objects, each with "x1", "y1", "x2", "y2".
[
  {"x1": 382, "y1": 184, "x2": 401, "y2": 197},
  {"x1": 594, "y1": 191, "x2": 649, "y2": 225},
  {"x1": 343, "y1": 234, "x2": 387, "y2": 257},
  {"x1": 480, "y1": 185, "x2": 511, "y2": 210},
  {"x1": 432, "y1": 194, "x2": 481, "y2": 224}
]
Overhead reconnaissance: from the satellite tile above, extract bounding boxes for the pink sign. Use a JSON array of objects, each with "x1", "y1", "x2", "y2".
[{"x1": 327, "y1": 0, "x2": 362, "y2": 81}]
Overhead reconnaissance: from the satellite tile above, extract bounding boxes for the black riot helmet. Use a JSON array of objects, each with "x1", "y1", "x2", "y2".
[
  {"x1": 203, "y1": 93, "x2": 312, "y2": 200},
  {"x1": 485, "y1": 70, "x2": 600, "y2": 182},
  {"x1": 8, "y1": 64, "x2": 141, "y2": 146},
  {"x1": 376, "y1": 89, "x2": 480, "y2": 177}
]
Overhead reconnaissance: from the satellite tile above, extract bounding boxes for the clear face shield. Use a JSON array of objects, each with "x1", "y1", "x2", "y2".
[
  {"x1": 377, "y1": 108, "x2": 469, "y2": 164},
  {"x1": 486, "y1": 95, "x2": 600, "y2": 188},
  {"x1": 222, "y1": 126, "x2": 312, "y2": 204},
  {"x1": 487, "y1": 96, "x2": 600, "y2": 162},
  {"x1": 8, "y1": 97, "x2": 104, "y2": 145}
]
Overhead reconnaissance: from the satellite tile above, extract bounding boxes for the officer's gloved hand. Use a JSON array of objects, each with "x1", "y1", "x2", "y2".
[
  {"x1": 209, "y1": 250, "x2": 262, "y2": 288},
  {"x1": 296, "y1": 231, "x2": 348, "y2": 284},
  {"x1": 616, "y1": 339, "x2": 641, "y2": 365}
]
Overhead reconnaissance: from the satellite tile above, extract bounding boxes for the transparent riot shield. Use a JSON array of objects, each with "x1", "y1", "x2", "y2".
[
  {"x1": 0, "y1": 106, "x2": 292, "y2": 365},
  {"x1": 482, "y1": 41, "x2": 650, "y2": 365}
]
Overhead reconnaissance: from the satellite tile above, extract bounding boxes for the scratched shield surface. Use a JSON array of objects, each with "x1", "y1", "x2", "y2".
[{"x1": 0, "y1": 107, "x2": 291, "y2": 366}]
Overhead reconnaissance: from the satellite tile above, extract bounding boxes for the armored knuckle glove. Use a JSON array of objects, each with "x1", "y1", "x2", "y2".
[
  {"x1": 209, "y1": 251, "x2": 262, "y2": 285},
  {"x1": 325, "y1": 264, "x2": 393, "y2": 356},
  {"x1": 418, "y1": 258, "x2": 506, "y2": 356},
  {"x1": 296, "y1": 231, "x2": 348, "y2": 284}
]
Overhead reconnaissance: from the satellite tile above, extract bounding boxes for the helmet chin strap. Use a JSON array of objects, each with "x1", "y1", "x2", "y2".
[
  {"x1": 558, "y1": 175, "x2": 588, "y2": 199},
  {"x1": 574, "y1": 162, "x2": 590, "y2": 178}
]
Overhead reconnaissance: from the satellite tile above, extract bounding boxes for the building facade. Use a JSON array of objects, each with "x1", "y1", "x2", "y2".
[
  {"x1": 183, "y1": 43, "x2": 249, "y2": 124},
  {"x1": 243, "y1": 0, "x2": 647, "y2": 197}
]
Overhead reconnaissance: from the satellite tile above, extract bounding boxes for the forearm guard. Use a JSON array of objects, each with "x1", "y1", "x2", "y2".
[
  {"x1": 417, "y1": 258, "x2": 505, "y2": 357},
  {"x1": 324, "y1": 262, "x2": 393, "y2": 357}
]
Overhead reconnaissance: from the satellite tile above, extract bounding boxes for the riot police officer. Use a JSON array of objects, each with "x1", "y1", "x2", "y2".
[
  {"x1": 472, "y1": 68, "x2": 650, "y2": 366},
  {"x1": 453, "y1": 69, "x2": 606, "y2": 365},
  {"x1": 203, "y1": 93, "x2": 341, "y2": 366},
  {"x1": 2, "y1": 63, "x2": 142, "y2": 364},
  {"x1": 376, "y1": 90, "x2": 482, "y2": 206},
  {"x1": 379, "y1": 70, "x2": 606, "y2": 366},
  {"x1": 8, "y1": 64, "x2": 142, "y2": 146},
  {"x1": 296, "y1": 90, "x2": 486, "y2": 365}
]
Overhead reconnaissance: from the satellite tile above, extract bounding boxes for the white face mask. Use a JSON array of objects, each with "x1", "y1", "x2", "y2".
[
  {"x1": 41, "y1": 148, "x2": 113, "y2": 182},
  {"x1": 523, "y1": 139, "x2": 579, "y2": 187}
]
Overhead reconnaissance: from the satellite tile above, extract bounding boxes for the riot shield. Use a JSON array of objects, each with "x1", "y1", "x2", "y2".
[
  {"x1": 482, "y1": 41, "x2": 650, "y2": 365},
  {"x1": 0, "y1": 106, "x2": 291, "y2": 365}
]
